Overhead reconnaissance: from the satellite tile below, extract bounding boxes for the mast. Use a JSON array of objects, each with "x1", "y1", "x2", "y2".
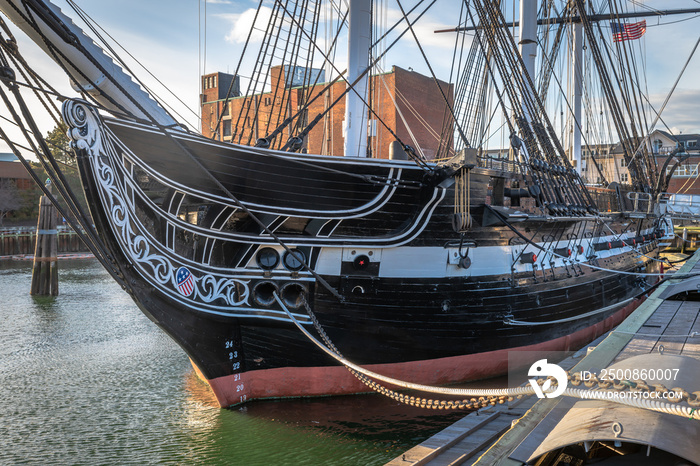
[
  {"x1": 343, "y1": 0, "x2": 371, "y2": 157},
  {"x1": 572, "y1": 9, "x2": 584, "y2": 174},
  {"x1": 519, "y1": 0, "x2": 537, "y2": 122}
]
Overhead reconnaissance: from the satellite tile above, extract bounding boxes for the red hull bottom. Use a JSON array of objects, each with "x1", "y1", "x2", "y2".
[{"x1": 195, "y1": 298, "x2": 643, "y2": 407}]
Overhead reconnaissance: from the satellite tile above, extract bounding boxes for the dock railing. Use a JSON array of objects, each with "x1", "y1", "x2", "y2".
[
  {"x1": 0, "y1": 226, "x2": 88, "y2": 256},
  {"x1": 657, "y1": 192, "x2": 700, "y2": 220}
]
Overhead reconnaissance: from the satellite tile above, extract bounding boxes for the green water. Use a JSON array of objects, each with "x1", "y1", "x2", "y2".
[{"x1": 0, "y1": 259, "x2": 465, "y2": 465}]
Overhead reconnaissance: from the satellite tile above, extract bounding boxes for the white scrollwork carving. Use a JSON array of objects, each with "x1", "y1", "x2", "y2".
[
  {"x1": 199, "y1": 275, "x2": 249, "y2": 306},
  {"x1": 62, "y1": 99, "x2": 251, "y2": 311},
  {"x1": 62, "y1": 99, "x2": 103, "y2": 153}
]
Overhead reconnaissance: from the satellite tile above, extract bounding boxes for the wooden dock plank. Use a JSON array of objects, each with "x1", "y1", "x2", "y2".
[
  {"x1": 386, "y1": 412, "x2": 502, "y2": 465},
  {"x1": 612, "y1": 300, "x2": 681, "y2": 362},
  {"x1": 443, "y1": 422, "x2": 511, "y2": 465},
  {"x1": 652, "y1": 301, "x2": 700, "y2": 354},
  {"x1": 386, "y1": 400, "x2": 536, "y2": 466},
  {"x1": 424, "y1": 422, "x2": 509, "y2": 466},
  {"x1": 681, "y1": 302, "x2": 700, "y2": 358}
]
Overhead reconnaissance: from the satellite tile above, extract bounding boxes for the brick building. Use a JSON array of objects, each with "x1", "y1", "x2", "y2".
[
  {"x1": 649, "y1": 129, "x2": 700, "y2": 195},
  {"x1": 200, "y1": 72, "x2": 240, "y2": 142},
  {"x1": 0, "y1": 153, "x2": 32, "y2": 190},
  {"x1": 200, "y1": 66, "x2": 453, "y2": 160},
  {"x1": 0, "y1": 153, "x2": 33, "y2": 223},
  {"x1": 578, "y1": 131, "x2": 700, "y2": 195}
]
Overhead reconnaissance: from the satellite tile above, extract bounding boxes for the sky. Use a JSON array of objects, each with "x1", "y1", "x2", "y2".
[{"x1": 0, "y1": 0, "x2": 699, "y2": 154}]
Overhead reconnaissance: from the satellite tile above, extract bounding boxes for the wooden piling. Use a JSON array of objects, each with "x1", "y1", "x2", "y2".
[
  {"x1": 682, "y1": 227, "x2": 688, "y2": 254},
  {"x1": 30, "y1": 193, "x2": 58, "y2": 296}
]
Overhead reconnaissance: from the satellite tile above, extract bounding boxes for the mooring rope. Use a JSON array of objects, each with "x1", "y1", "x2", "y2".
[
  {"x1": 274, "y1": 292, "x2": 700, "y2": 418},
  {"x1": 274, "y1": 292, "x2": 527, "y2": 410}
]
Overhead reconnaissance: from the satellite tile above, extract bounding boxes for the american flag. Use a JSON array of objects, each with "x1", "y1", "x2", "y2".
[
  {"x1": 176, "y1": 266, "x2": 195, "y2": 297},
  {"x1": 611, "y1": 20, "x2": 646, "y2": 42}
]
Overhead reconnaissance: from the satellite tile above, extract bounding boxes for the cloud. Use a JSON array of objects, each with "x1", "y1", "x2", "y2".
[
  {"x1": 649, "y1": 88, "x2": 700, "y2": 135},
  {"x1": 381, "y1": 6, "x2": 462, "y2": 50},
  {"x1": 223, "y1": 7, "x2": 272, "y2": 44}
]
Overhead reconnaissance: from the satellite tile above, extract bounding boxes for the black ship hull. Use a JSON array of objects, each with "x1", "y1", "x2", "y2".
[{"x1": 63, "y1": 100, "x2": 661, "y2": 406}]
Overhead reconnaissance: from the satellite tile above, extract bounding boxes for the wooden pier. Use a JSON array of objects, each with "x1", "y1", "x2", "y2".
[
  {"x1": 387, "y1": 396, "x2": 539, "y2": 465},
  {"x1": 389, "y1": 250, "x2": 700, "y2": 465},
  {"x1": 667, "y1": 225, "x2": 700, "y2": 253},
  {"x1": 0, "y1": 227, "x2": 86, "y2": 257}
]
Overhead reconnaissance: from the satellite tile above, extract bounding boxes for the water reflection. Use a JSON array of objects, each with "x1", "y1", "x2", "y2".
[
  {"x1": 179, "y1": 369, "x2": 468, "y2": 464},
  {"x1": 1, "y1": 259, "x2": 469, "y2": 465},
  {"x1": 30, "y1": 294, "x2": 57, "y2": 309}
]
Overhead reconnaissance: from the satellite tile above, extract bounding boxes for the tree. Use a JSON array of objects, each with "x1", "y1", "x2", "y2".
[
  {"x1": 0, "y1": 179, "x2": 24, "y2": 226},
  {"x1": 3, "y1": 125, "x2": 90, "y2": 226},
  {"x1": 43, "y1": 124, "x2": 90, "y2": 219},
  {"x1": 45, "y1": 122, "x2": 74, "y2": 166}
]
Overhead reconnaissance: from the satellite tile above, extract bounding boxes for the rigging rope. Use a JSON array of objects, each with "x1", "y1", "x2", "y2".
[
  {"x1": 483, "y1": 205, "x2": 694, "y2": 279},
  {"x1": 633, "y1": 34, "x2": 700, "y2": 192},
  {"x1": 0, "y1": 78, "x2": 127, "y2": 290},
  {"x1": 468, "y1": 0, "x2": 594, "y2": 215},
  {"x1": 0, "y1": 8, "x2": 352, "y2": 303},
  {"x1": 65, "y1": 0, "x2": 198, "y2": 128},
  {"x1": 271, "y1": 0, "x2": 436, "y2": 168},
  {"x1": 394, "y1": 0, "x2": 470, "y2": 150}
]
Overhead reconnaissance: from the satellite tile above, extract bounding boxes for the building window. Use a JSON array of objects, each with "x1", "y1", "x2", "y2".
[
  {"x1": 689, "y1": 140, "x2": 697, "y2": 148},
  {"x1": 669, "y1": 163, "x2": 700, "y2": 177},
  {"x1": 621, "y1": 173, "x2": 628, "y2": 182},
  {"x1": 222, "y1": 103, "x2": 229, "y2": 116},
  {"x1": 223, "y1": 120, "x2": 231, "y2": 137},
  {"x1": 213, "y1": 75, "x2": 217, "y2": 88}
]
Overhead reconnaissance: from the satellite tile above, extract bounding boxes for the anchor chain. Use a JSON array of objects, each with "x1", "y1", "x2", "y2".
[
  {"x1": 294, "y1": 297, "x2": 700, "y2": 413},
  {"x1": 301, "y1": 299, "x2": 504, "y2": 410},
  {"x1": 567, "y1": 371, "x2": 700, "y2": 407}
]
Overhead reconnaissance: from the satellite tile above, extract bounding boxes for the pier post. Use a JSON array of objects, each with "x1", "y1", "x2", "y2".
[{"x1": 30, "y1": 180, "x2": 58, "y2": 296}]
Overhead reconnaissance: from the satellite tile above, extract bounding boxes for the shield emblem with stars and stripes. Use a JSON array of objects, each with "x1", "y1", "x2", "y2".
[{"x1": 175, "y1": 266, "x2": 195, "y2": 297}]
